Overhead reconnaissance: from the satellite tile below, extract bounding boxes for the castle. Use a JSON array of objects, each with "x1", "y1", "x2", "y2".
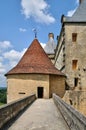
[
  {"x1": 5, "y1": 0, "x2": 86, "y2": 115},
  {"x1": 54, "y1": 0, "x2": 86, "y2": 115},
  {"x1": 5, "y1": 39, "x2": 65, "y2": 103}
]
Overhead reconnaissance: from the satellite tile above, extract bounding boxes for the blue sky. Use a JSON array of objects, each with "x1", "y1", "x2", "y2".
[{"x1": 0, "y1": 0, "x2": 79, "y2": 87}]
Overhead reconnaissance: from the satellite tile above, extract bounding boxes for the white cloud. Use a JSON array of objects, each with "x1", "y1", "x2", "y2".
[
  {"x1": 0, "y1": 56, "x2": 3, "y2": 62},
  {"x1": 21, "y1": 0, "x2": 55, "y2": 24},
  {"x1": 0, "y1": 68, "x2": 6, "y2": 73},
  {"x1": 19, "y1": 28, "x2": 27, "y2": 32},
  {"x1": 0, "y1": 40, "x2": 13, "y2": 86},
  {"x1": 67, "y1": 0, "x2": 79, "y2": 17},
  {"x1": 0, "y1": 63, "x2": 6, "y2": 73},
  {"x1": 40, "y1": 42, "x2": 46, "y2": 48},
  {"x1": 0, "y1": 41, "x2": 12, "y2": 50},
  {"x1": 4, "y1": 49, "x2": 25, "y2": 60},
  {"x1": 67, "y1": 8, "x2": 76, "y2": 17},
  {"x1": 0, "y1": 74, "x2": 6, "y2": 87},
  {"x1": 3, "y1": 48, "x2": 26, "y2": 67},
  {"x1": 0, "y1": 40, "x2": 27, "y2": 87}
]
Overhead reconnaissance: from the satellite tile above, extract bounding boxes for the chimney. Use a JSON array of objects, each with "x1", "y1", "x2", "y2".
[{"x1": 48, "y1": 33, "x2": 54, "y2": 39}]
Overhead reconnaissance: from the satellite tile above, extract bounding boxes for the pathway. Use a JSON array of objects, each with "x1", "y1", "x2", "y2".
[{"x1": 7, "y1": 99, "x2": 70, "y2": 130}]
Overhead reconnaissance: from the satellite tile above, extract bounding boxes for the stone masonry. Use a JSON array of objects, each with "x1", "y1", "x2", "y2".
[{"x1": 54, "y1": 0, "x2": 86, "y2": 115}]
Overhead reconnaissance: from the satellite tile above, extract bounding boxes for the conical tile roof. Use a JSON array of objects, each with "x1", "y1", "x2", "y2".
[{"x1": 5, "y1": 39, "x2": 65, "y2": 76}]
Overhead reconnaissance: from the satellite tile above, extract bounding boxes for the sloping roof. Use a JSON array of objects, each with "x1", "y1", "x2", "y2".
[
  {"x1": 5, "y1": 39, "x2": 64, "y2": 76},
  {"x1": 44, "y1": 37, "x2": 56, "y2": 54},
  {"x1": 63, "y1": 0, "x2": 86, "y2": 22}
]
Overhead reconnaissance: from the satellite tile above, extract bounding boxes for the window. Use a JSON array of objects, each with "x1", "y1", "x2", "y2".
[
  {"x1": 72, "y1": 33, "x2": 77, "y2": 42},
  {"x1": 19, "y1": 92, "x2": 25, "y2": 94},
  {"x1": 74, "y1": 78, "x2": 78, "y2": 87},
  {"x1": 72, "y1": 60, "x2": 78, "y2": 70},
  {"x1": 69, "y1": 99, "x2": 73, "y2": 105}
]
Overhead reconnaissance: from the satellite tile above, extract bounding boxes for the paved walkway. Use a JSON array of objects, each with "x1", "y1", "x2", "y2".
[{"x1": 8, "y1": 99, "x2": 69, "y2": 130}]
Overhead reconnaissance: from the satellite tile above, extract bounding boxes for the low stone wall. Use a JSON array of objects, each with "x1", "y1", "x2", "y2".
[
  {"x1": 0, "y1": 94, "x2": 36, "y2": 129},
  {"x1": 53, "y1": 93, "x2": 86, "y2": 130}
]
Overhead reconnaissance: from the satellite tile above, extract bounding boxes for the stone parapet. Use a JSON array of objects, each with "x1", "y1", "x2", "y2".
[
  {"x1": 53, "y1": 93, "x2": 86, "y2": 130},
  {"x1": 0, "y1": 94, "x2": 36, "y2": 129},
  {"x1": 63, "y1": 90, "x2": 86, "y2": 115}
]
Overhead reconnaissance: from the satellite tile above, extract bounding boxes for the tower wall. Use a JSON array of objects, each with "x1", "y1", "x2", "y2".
[
  {"x1": 65, "y1": 24, "x2": 86, "y2": 90},
  {"x1": 7, "y1": 73, "x2": 65, "y2": 103},
  {"x1": 55, "y1": 23, "x2": 86, "y2": 115},
  {"x1": 49, "y1": 75, "x2": 65, "y2": 98},
  {"x1": 7, "y1": 74, "x2": 49, "y2": 103}
]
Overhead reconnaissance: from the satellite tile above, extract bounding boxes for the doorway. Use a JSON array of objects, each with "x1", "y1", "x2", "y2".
[{"x1": 37, "y1": 87, "x2": 43, "y2": 98}]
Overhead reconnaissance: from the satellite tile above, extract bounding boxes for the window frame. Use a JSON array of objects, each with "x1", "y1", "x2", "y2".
[
  {"x1": 72, "y1": 60, "x2": 78, "y2": 70},
  {"x1": 72, "y1": 33, "x2": 77, "y2": 42}
]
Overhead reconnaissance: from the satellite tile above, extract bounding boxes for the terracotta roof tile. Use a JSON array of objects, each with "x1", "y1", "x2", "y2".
[{"x1": 5, "y1": 39, "x2": 65, "y2": 76}]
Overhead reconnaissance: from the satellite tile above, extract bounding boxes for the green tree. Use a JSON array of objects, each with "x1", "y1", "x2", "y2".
[{"x1": 0, "y1": 88, "x2": 7, "y2": 104}]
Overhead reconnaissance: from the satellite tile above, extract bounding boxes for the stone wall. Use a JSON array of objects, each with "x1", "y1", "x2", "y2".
[
  {"x1": 7, "y1": 74, "x2": 49, "y2": 103},
  {"x1": 53, "y1": 93, "x2": 86, "y2": 130},
  {"x1": 7, "y1": 73, "x2": 65, "y2": 103},
  {"x1": 47, "y1": 54, "x2": 55, "y2": 63},
  {"x1": 63, "y1": 24, "x2": 86, "y2": 115},
  {"x1": 55, "y1": 30, "x2": 65, "y2": 72},
  {"x1": 54, "y1": 23, "x2": 86, "y2": 116},
  {"x1": 0, "y1": 94, "x2": 36, "y2": 129},
  {"x1": 55, "y1": 24, "x2": 86, "y2": 89},
  {"x1": 50, "y1": 75, "x2": 65, "y2": 98},
  {"x1": 65, "y1": 24, "x2": 86, "y2": 89},
  {"x1": 63, "y1": 90, "x2": 86, "y2": 115}
]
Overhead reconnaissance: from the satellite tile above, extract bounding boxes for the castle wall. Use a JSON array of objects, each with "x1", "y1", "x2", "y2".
[
  {"x1": 7, "y1": 74, "x2": 49, "y2": 103},
  {"x1": 49, "y1": 75, "x2": 65, "y2": 98},
  {"x1": 55, "y1": 23, "x2": 86, "y2": 115},
  {"x1": 65, "y1": 24, "x2": 86, "y2": 90},
  {"x1": 63, "y1": 90, "x2": 86, "y2": 115},
  {"x1": 7, "y1": 73, "x2": 65, "y2": 103},
  {"x1": 63, "y1": 24, "x2": 86, "y2": 115},
  {"x1": 48, "y1": 54, "x2": 55, "y2": 64},
  {"x1": 55, "y1": 32, "x2": 65, "y2": 72}
]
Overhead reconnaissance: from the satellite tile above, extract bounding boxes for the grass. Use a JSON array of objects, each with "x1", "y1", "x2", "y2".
[{"x1": 0, "y1": 102, "x2": 4, "y2": 106}]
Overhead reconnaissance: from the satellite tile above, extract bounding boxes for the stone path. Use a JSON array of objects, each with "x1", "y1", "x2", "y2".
[{"x1": 8, "y1": 99, "x2": 70, "y2": 130}]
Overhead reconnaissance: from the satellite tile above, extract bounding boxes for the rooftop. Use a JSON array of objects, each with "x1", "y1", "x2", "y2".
[
  {"x1": 62, "y1": 0, "x2": 86, "y2": 23},
  {"x1": 44, "y1": 33, "x2": 56, "y2": 54},
  {"x1": 5, "y1": 39, "x2": 64, "y2": 76}
]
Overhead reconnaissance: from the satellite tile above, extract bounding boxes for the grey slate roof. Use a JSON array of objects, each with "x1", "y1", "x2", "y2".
[
  {"x1": 44, "y1": 37, "x2": 56, "y2": 54},
  {"x1": 63, "y1": 0, "x2": 86, "y2": 22}
]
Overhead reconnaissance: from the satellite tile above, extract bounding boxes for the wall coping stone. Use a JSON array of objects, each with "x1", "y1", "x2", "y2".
[
  {"x1": 53, "y1": 93, "x2": 86, "y2": 130},
  {"x1": 0, "y1": 94, "x2": 36, "y2": 129}
]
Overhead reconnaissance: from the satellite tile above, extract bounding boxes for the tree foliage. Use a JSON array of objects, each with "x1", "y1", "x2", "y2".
[{"x1": 0, "y1": 88, "x2": 7, "y2": 104}]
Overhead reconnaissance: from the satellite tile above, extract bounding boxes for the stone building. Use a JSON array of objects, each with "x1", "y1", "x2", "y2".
[
  {"x1": 5, "y1": 39, "x2": 65, "y2": 103},
  {"x1": 44, "y1": 33, "x2": 56, "y2": 63},
  {"x1": 54, "y1": 0, "x2": 86, "y2": 115}
]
